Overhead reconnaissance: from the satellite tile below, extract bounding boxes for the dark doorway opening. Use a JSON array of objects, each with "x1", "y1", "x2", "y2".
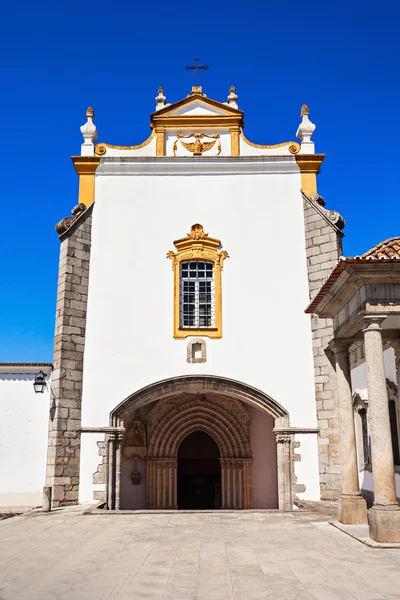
[{"x1": 178, "y1": 431, "x2": 221, "y2": 510}]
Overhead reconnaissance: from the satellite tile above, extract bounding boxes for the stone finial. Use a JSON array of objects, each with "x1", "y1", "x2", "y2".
[
  {"x1": 296, "y1": 104, "x2": 316, "y2": 154},
  {"x1": 300, "y1": 104, "x2": 309, "y2": 117},
  {"x1": 226, "y1": 85, "x2": 238, "y2": 109},
  {"x1": 155, "y1": 87, "x2": 167, "y2": 111},
  {"x1": 80, "y1": 107, "x2": 98, "y2": 156}
]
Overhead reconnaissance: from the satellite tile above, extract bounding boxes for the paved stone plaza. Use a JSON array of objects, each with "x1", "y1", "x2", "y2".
[{"x1": 1, "y1": 508, "x2": 400, "y2": 600}]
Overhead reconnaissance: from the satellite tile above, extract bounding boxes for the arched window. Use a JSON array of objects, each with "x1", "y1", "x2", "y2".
[{"x1": 167, "y1": 224, "x2": 229, "y2": 339}]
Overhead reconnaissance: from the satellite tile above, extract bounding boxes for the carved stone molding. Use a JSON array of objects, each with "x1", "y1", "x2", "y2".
[
  {"x1": 275, "y1": 433, "x2": 292, "y2": 444},
  {"x1": 55, "y1": 203, "x2": 87, "y2": 235}
]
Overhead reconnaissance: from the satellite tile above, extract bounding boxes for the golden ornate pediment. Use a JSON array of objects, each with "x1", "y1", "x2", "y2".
[{"x1": 151, "y1": 90, "x2": 244, "y2": 131}]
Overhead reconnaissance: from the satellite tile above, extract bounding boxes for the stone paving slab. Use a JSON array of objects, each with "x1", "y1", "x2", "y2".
[{"x1": 1, "y1": 508, "x2": 400, "y2": 599}]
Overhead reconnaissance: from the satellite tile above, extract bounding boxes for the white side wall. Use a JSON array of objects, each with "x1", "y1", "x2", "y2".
[
  {"x1": 0, "y1": 373, "x2": 50, "y2": 508},
  {"x1": 351, "y1": 347, "x2": 397, "y2": 392},
  {"x1": 80, "y1": 158, "x2": 320, "y2": 503}
]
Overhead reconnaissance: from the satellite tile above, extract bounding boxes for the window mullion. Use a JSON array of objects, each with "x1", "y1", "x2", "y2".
[{"x1": 195, "y1": 280, "x2": 199, "y2": 328}]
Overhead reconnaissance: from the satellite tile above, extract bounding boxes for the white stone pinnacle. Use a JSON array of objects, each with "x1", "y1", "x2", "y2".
[
  {"x1": 225, "y1": 86, "x2": 238, "y2": 109},
  {"x1": 155, "y1": 87, "x2": 170, "y2": 111},
  {"x1": 296, "y1": 104, "x2": 315, "y2": 154},
  {"x1": 80, "y1": 107, "x2": 98, "y2": 156}
]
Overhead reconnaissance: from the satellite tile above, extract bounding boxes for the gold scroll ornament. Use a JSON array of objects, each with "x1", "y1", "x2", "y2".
[{"x1": 173, "y1": 133, "x2": 221, "y2": 156}]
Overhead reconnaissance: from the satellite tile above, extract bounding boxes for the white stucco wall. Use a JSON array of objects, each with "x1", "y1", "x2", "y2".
[
  {"x1": 351, "y1": 347, "x2": 397, "y2": 392},
  {"x1": 0, "y1": 371, "x2": 51, "y2": 508},
  {"x1": 79, "y1": 156, "x2": 320, "y2": 503}
]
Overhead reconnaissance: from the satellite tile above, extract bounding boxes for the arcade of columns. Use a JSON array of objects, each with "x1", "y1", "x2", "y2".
[{"x1": 332, "y1": 316, "x2": 400, "y2": 542}]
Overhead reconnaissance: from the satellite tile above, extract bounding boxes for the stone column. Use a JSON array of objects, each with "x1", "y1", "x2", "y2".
[
  {"x1": 243, "y1": 461, "x2": 253, "y2": 510},
  {"x1": 363, "y1": 315, "x2": 400, "y2": 542},
  {"x1": 275, "y1": 433, "x2": 293, "y2": 511},
  {"x1": 220, "y1": 459, "x2": 226, "y2": 509},
  {"x1": 334, "y1": 342, "x2": 367, "y2": 524},
  {"x1": 114, "y1": 433, "x2": 124, "y2": 510},
  {"x1": 107, "y1": 433, "x2": 115, "y2": 510}
]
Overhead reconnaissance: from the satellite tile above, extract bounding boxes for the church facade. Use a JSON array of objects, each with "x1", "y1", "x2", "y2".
[
  {"x1": 2, "y1": 85, "x2": 400, "y2": 531},
  {"x1": 45, "y1": 84, "x2": 347, "y2": 511}
]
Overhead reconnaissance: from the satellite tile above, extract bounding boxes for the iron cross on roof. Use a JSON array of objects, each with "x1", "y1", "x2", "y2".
[{"x1": 185, "y1": 57, "x2": 208, "y2": 82}]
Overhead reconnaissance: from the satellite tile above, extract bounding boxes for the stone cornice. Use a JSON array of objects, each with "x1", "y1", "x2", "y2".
[
  {"x1": 273, "y1": 427, "x2": 320, "y2": 434},
  {"x1": 96, "y1": 156, "x2": 298, "y2": 176},
  {"x1": 302, "y1": 191, "x2": 345, "y2": 236},
  {"x1": 0, "y1": 363, "x2": 53, "y2": 374},
  {"x1": 306, "y1": 259, "x2": 400, "y2": 317}
]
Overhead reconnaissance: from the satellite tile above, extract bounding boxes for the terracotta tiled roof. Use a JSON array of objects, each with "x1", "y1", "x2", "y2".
[
  {"x1": 305, "y1": 237, "x2": 400, "y2": 314},
  {"x1": 362, "y1": 237, "x2": 400, "y2": 259}
]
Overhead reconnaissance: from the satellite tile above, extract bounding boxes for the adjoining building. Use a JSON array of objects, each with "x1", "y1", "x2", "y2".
[
  {"x1": 306, "y1": 239, "x2": 400, "y2": 542},
  {"x1": 0, "y1": 363, "x2": 52, "y2": 509}
]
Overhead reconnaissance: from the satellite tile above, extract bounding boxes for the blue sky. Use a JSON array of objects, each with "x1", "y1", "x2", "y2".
[{"x1": 1, "y1": 0, "x2": 399, "y2": 361}]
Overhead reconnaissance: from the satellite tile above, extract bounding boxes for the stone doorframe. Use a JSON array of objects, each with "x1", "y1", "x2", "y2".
[{"x1": 108, "y1": 375, "x2": 292, "y2": 511}]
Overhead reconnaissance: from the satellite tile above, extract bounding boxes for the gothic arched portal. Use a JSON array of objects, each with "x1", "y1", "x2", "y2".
[{"x1": 107, "y1": 375, "x2": 292, "y2": 511}]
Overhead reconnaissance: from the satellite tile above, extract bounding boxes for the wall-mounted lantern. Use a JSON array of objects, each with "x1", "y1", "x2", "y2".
[{"x1": 33, "y1": 371, "x2": 47, "y2": 393}]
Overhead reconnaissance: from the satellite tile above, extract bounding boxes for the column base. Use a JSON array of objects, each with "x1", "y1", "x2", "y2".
[
  {"x1": 338, "y1": 494, "x2": 368, "y2": 524},
  {"x1": 369, "y1": 504, "x2": 400, "y2": 543}
]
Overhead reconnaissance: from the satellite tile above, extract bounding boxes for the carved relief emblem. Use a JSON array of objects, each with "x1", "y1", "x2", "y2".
[
  {"x1": 123, "y1": 410, "x2": 147, "y2": 459},
  {"x1": 173, "y1": 133, "x2": 221, "y2": 157}
]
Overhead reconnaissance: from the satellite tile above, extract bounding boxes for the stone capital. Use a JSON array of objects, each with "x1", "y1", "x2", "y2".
[
  {"x1": 329, "y1": 338, "x2": 352, "y2": 355},
  {"x1": 275, "y1": 433, "x2": 292, "y2": 444},
  {"x1": 361, "y1": 314, "x2": 386, "y2": 332}
]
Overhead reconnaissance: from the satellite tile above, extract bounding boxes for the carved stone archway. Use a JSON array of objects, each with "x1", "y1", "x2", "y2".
[
  {"x1": 146, "y1": 396, "x2": 252, "y2": 509},
  {"x1": 108, "y1": 375, "x2": 291, "y2": 511},
  {"x1": 111, "y1": 375, "x2": 289, "y2": 422}
]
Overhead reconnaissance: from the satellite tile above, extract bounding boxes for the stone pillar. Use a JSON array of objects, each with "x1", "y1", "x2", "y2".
[
  {"x1": 334, "y1": 342, "x2": 368, "y2": 524},
  {"x1": 107, "y1": 433, "x2": 115, "y2": 510},
  {"x1": 220, "y1": 460, "x2": 226, "y2": 509},
  {"x1": 363, "y1": 315, "x2": 400, "y2": 542},
  {"x1": 42, "y1": 486, "x2": 52, "y2": 512},
  {"x1": 243, "y1": 461, "x2": 253, "y2": 509},
  {"x1": 275, "y1": 433, "x2": 293, "y2": 511},
  {"x1": 46, "y1": 207, "x2": 92, "y2": 507},
  {"x1": 114, "y1": 433, "x2": 124, "y2": 510},
  {"x1": 303, "y1": 192, "x2": 344, "y2": 501}
]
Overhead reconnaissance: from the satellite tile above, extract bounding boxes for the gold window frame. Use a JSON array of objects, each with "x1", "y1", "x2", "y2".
[{"x1": 167, "y1": 224, "x2": 229, "y2": 339}]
